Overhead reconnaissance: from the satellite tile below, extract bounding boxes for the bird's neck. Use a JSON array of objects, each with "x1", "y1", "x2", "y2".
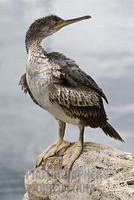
[
  {"x1": 26, "y1": 38, "x2": 49, "y2": 67},
  {"x1": 25, "y1": 38, "x2": 44, "y2": 54}
]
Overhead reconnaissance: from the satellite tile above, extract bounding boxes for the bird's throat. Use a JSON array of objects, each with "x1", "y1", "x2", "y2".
[{"x1": 25, "y1": 37, "x2": 43, "y2": 53}]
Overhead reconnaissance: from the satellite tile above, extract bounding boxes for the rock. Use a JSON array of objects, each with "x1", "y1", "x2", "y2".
[{"x1": 23, "y1": 142, "x2": 134, "y2": 200}]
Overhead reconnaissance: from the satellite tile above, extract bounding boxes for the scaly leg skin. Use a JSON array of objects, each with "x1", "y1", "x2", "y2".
[
  {"x1": 36, "y1": 121, "x2": 71, "y2": 167},
  {"x1": 62, "y1": 125, "x2": 84, "y2": 171}
]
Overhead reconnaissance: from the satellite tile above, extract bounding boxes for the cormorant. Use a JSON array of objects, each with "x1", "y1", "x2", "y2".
[{"x1": 19, "y1": 15, "x2": 124, "y2": 170}]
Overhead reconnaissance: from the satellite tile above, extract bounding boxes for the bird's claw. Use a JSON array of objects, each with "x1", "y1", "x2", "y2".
[
  {"x1": 62, "y1": 141, "x2": 83, "y2": 171},
  {"x1": 36, "y1": 140, "x2": 71, "y2": 168}
]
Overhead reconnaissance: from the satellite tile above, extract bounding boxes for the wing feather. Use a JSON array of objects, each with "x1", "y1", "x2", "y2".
[
  {"x1": 19, "y1": 73, "x2": 28, "y2": 94},
  {"x1": 47, "y1": 52, "x2": 108, "y2": 103},
  {"x1": 48, "y1": 83, "x2": 107, "y2": 127},
  {"x1": 19, "y1": 73, "x2": 42, "y2": 107},
  {"x1": 48, "y1": 83, "x2": 101, "y2": 108}
]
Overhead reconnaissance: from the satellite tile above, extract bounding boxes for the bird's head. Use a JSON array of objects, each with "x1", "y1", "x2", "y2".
[{"x1": 25, "y1": 15, "x2": 91, "y2": 48}]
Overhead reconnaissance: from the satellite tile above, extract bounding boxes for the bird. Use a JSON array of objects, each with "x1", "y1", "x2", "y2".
[{"x1": 19, "y1": 15, "x2": 124, "y2": 170}]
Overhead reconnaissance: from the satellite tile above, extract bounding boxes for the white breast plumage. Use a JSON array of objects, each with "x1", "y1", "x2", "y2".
[{"x1": 26, "y1": 51, "x2": 52, "y2": 109}]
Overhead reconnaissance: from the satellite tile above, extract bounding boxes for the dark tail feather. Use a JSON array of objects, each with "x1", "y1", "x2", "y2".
[{"x1": 101, "y1": 122, "x2": 124, "y2": 142}]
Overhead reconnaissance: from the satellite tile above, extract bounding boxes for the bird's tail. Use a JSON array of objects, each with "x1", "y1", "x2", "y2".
[{"x1": 101, "y1": 122, "x2": 124, "y2": 142}]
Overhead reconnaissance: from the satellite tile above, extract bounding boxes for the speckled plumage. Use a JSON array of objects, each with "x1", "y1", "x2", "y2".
[
  {"x1": 21, "y1": 46, "x2": 107, "y2": 127},
  {"x1": 20, "y1": 15, "x2": 124, "y2": 145}
]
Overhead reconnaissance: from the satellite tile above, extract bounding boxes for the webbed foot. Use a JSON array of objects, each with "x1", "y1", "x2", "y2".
[{"x1": 36, "y1": 140, "x2": 71, "y2": 167}]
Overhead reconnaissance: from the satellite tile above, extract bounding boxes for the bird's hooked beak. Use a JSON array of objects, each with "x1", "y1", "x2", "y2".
[{"x1": 53, "y1": 15, "x2": 92, "y2": 30}]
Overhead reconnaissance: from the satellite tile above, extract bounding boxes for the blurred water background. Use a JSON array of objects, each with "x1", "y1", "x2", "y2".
[{"x1": 0, "y1": 0, "x2": 134, "y2": 199}]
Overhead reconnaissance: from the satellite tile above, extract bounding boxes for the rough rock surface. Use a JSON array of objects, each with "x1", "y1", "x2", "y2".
[{"x1": 23, "y1": 142, "x2": 134, "y2": 200}]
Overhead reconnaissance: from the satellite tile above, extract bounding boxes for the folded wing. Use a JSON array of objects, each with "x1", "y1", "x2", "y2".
[
  {"x1": 48, "y1": 52, "x2": 108, "y2": 103},
  {"x1": 48, "y1": 83, "x2": 107, "y2": 127}
]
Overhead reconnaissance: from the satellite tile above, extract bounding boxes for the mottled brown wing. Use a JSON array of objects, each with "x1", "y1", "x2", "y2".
[
  {"x1": 19, "y1": 73, "x2": 42, "y2": 107},
  {"x1": 61, "y1": 66, "x2": 108, "y2": 104},
  {"x1": 48, "y1": 83, "x2": 107, "y2": 127},
  {"x1": 47, "y1": 52, "x2": 108, "y2": 103}
]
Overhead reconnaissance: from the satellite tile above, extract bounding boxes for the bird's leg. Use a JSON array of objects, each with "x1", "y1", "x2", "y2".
[
  {"x1": 36, "y1": 121, "x2": 71, "y2": 167},
  {"x1": 62, "y1": 125, "x2": 84, "y2": 170}
]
